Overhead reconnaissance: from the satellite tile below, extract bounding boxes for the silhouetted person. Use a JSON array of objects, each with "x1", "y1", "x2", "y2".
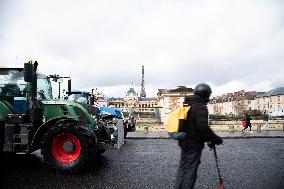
[
  {"x1": 262, "y1": 110, "x2": 269, "y2": 131},
  {"x1": 242, "y1": 112, "x2": 252, "y2": 133},
  {"x1": 174, "y1": 83, "x2": 223, "y2": 189}
]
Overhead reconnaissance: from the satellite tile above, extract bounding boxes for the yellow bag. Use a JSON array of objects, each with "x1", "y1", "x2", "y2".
[{"x1": 167, "y1": 106, "x2": 190, "y2": 140}]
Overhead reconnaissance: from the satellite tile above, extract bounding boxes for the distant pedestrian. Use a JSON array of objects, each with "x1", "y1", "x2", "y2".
[
  {"x1": 262, "y1": 110, "x2": 269, "y2": 131},
  {"x1": 174, "y1": 83, "x2": 223, "y2": 189},
  {"x1": 242, "y1": 113, "x2": 252, "y2": 133},
  {"x1": 123, "y1": 117, "x2": 129, "y2": 138}
]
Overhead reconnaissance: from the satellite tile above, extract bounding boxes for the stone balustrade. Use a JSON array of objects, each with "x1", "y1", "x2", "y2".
[
  {"x1": 209, "y1": 120, "x2": 284, "y2": 132},
  {"x1": 134, "y1": 119, "x2": 284, "y2": 132}
]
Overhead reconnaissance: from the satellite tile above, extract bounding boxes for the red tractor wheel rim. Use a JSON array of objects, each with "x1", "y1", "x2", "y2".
[{"x1": 52, "y1": 133, "x2": 81, "y2": 164}]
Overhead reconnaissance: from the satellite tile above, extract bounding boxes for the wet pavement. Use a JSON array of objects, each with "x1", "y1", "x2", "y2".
[{"x1": 1, "y1": 138, "x2": 284, "y2": 189}]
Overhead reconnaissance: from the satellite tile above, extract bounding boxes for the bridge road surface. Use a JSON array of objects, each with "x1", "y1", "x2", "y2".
[{"x1": 1, "y1": 138, "x2": 284, "y2": 189}]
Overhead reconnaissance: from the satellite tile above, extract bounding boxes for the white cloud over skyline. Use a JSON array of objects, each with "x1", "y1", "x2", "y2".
[{"x1": 1, "y1": 0, "x2": 284, "y2": 97}]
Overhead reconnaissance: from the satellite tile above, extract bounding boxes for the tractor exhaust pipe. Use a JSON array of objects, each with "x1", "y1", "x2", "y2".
[
  {"x1": 24, "y1": 60, "x2": 42, "y2": 124},
  {"x1": 68, "y1": 79, "x2": 72, "y2": 94},
  {"x1": 90, "y1": 89, "x2": 94, "y2": 105}
]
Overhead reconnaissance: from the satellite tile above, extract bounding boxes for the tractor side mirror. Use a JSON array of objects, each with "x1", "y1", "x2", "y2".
[{"x1": 24, "y1": 63, "x2": 33, "y2": 82}]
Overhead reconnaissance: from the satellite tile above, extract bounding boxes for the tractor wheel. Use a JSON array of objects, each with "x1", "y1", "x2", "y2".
[{"x1": 41, "y1": 121, "x2": 96, "y2": 173}]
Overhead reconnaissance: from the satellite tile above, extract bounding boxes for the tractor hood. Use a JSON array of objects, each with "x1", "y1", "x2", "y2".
[{"x1": 41, "y1": 99, "x2": 97, "y2": 128}]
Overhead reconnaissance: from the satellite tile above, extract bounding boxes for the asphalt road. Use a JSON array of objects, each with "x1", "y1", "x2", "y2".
[{"x1": 1, "y1": 138, "x2": 284, "y2": 189}]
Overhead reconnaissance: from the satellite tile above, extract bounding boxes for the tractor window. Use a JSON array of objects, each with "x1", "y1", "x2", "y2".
[
  {"x1": 37, "y1": 73, "x2": 53, "y2": 100},
  {"x1": 0, "y1": 70, "x2": 26, "y2": 99}
]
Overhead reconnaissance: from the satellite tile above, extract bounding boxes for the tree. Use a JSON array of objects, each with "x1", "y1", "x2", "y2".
[{"x1": 233, "y1": 96, "x2": 246, "y2": 118}]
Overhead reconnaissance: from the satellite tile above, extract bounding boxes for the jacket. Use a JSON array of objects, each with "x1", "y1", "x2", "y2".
[
  {"x1": 178, "y1": 95, "x2": 223, "y2": 151},
  {"x1": 245, "y1": 114, "x2": 251, "y2": 126}
]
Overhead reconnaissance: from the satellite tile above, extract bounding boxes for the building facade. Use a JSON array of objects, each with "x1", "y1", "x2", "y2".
[
  {"x1": 208, "y1": 90, "x2": 262, "y2": 116},
  {"x1": 254, "y1": 87, "x2": 284, "y2": 116},
  {"x1": 102, "y1": 85, "x2": 284, "y2": 125},
  {"x1": 157, "y1": 86, "x2": 194, "y2": 125},
  {"x1": 208, "y1": 87, "x2": 284, "y2": 116},
  {"x1": 107, "y1": 87, "x2": 159, "y2": 116}
]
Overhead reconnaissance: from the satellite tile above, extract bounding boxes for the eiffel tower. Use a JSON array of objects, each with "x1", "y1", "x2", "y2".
[{"x1": 140, "y1": 65, "x2": 146, "y2": 97}]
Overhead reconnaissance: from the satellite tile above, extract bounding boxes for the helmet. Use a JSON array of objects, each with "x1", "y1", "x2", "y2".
[{"x1": 194, "y1": 83, "x2": 212, "y2": 100}]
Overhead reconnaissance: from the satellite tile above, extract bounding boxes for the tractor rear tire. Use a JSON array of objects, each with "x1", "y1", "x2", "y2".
[{"x1": 41, "y1": 121, "x2": 96, "y2": 173}]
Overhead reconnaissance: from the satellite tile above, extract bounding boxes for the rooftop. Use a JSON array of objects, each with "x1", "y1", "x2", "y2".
[
  {"x1": 157, "y1": 86, "x2": 194, "y2": 95},
  {"x1": 260, "y1": 87, "x2": 284, "y2": 97}
]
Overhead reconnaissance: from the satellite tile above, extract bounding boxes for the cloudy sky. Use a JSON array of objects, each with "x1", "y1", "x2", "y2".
[{"x1": 1, "y1": 0, "x2": 284, "y2": 98}]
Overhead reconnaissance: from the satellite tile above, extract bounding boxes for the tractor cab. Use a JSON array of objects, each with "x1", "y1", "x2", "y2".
[
  {"x1": 0, "y1": 68, "x2": 53, "y2": 117},
  {"x1": 0, "y1": 68, "x2": 53, "y2": 100}
]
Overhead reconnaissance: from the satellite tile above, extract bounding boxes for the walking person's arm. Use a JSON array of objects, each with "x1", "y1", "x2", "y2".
[{"x1": 195, "y1": 104, "x2": 223, "y2": 145}]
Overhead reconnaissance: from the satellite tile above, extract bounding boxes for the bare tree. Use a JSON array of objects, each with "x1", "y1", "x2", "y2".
[{"x1": 233, "y1": 96, "x2": 246, "y2": 118}]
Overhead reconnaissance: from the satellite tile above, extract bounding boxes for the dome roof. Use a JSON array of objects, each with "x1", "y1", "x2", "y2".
[{"x1": 126, "y1": 87, "x2": 138, "y2": 96}]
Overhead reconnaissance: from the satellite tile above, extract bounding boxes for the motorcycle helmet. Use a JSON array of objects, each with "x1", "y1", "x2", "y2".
[{"x1": 194, "y1": 83, "x2": 212, "y2": 101}]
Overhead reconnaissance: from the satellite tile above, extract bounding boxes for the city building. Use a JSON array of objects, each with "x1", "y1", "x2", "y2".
[
  {"x1": 107, "y1": 87, "x2": 160, "y2": 122},
  {"x1": 96, "y1": 66, "x2": 161, "y2": 122},
  {"x1": 254, "y1": 87, "x2": 284, "y2": 116},
  {"x1": 157, "y1": 86, "x2": 194, "y2": 125},
  {"x1": 208, "y1": 90, "x2": 263, "y2": 116},
  {"x1": 108, "y1": 87, "x2": 159, "y2": 112},
  {"x1": 208, "y1": 87, "x2": 284, "y2": 117}
]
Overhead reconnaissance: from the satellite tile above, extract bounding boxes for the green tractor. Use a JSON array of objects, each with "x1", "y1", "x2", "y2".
[
  {"x1": 66, "y1": 90, "x2": 119, "y2": 145},
  {"x1": 0, "y1": 61, "x2": 110, "y2": 173}
]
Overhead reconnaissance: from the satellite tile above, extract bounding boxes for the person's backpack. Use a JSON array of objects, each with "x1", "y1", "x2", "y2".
[{"x1": 167, "y1": 106, "x2": 191, "y2": 140}]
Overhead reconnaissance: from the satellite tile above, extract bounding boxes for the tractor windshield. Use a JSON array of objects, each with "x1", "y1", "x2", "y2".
[
  {"x1": 37, "y1": 73, "x2": 53, "y2": 99},
  {"x1": 0, "y1": 69, "x2": 53, "y2": 99}
]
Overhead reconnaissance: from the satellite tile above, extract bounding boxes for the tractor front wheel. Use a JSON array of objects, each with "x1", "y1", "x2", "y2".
[{"x1": 41, "y1": 121, "x2": 96, "y2": 173}]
